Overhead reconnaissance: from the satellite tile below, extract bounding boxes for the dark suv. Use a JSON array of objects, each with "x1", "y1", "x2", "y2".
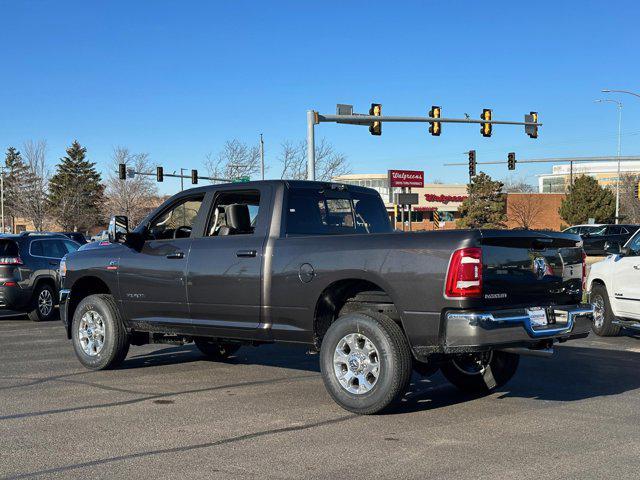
[{"x1": 0, "y1": 233, "x2": 80, "y2": 321}]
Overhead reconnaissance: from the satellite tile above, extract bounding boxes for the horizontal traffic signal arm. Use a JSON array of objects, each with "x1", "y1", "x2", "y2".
[{"x1": 318, "y1": 113, "x2": 541, "y2": 128}]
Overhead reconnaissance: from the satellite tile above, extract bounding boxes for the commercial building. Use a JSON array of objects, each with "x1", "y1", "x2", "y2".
[
  {"x1": 538, "y1": 157, "x2": 640, "y2": 193},
  {"x1": 332, "y1": 173, "x2": 467, "y2": 230}
]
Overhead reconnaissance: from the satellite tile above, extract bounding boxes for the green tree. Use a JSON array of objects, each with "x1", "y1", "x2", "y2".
[
  {"x1": 48, "y1": 141, "x2": 104, "y2": 231},
  {"x1": 457, "y1": 172, "x2": 507, "y2": 228},
  {"x1": 559, "y1": 175, "x2": 615, "y2": 225},
  {"x1": 4, "y1": 147, "x2": 29, "y2": 228}
]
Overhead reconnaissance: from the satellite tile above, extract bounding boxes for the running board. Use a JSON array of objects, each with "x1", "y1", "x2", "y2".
[{"x1": 498, "y1": 347, "x2": 555, "y2": 358}]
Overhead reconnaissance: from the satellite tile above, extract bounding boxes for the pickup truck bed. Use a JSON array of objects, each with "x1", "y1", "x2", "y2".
[{"x1": 59, "y1": 180, "x2": 593, "y2": 414}]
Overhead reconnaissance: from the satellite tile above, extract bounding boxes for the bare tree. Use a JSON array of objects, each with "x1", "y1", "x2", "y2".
[
  {"x1": 279, "y1": 138, "x2": 350, "y2": 181},
  {"x1": 502, "y1": 175, "x2": 536, "y2": 193},
  {"x1": 619, "y1": 174, "x2": 640, "y2": 223},
  {"x1": 507, "y1": 194, "x2": 544, "y2": 229},
  {"x1": 204, "y1": 139, "x2": 261, "y2": 181},
  {"x1": 16, "y1": 140, "x2": 49, "y2": 231},
  {"x1": 104, "y1": 147, "x2": 160, "y2": 228}
]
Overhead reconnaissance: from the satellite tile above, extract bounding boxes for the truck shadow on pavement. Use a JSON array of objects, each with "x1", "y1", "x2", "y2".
[
  {"x1": 394, "y1": 343, "x2": 640, "y2": 414},
  {"x1": 124, "y1": 341, "x2": 640, "y2": 414}
]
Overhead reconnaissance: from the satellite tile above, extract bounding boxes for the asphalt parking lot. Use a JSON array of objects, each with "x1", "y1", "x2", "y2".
[{"x1": 2, "y1": 315, "x2": 640, "y2": 480}]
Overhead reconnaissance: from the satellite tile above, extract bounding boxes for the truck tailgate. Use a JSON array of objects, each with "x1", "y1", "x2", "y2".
[{"x1": 480, "y1": 231, "x2": 583, "y2": 307}]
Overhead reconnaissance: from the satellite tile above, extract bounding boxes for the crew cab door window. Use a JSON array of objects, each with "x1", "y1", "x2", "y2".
[
  {"x1": 146, "y1": 196, "x2": 204, "y2": 241},
  {"x1": 206, "y1": 190, "x2": 260, "y2": 236}
]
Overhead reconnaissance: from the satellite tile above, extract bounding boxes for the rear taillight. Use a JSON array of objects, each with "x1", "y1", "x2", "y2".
[
  {"x1": 445, "y1": 247, "x2": 482, "y2": 298},
  {"x1": 582, "y1": 250, "x2": 587, "y2": 292},
  {"x1": 0, "y1": 256, "x2": 23, "y2": 265}
]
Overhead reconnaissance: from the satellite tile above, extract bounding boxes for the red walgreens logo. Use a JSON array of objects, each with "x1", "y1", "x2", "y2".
[{"x1": 388, "y1": 170, "x2": 424, "y2": 188}]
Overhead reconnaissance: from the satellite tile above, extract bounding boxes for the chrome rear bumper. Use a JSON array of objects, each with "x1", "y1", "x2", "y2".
[{"x1": 444, "y1": 304, "x2": 593, "y2": 349}]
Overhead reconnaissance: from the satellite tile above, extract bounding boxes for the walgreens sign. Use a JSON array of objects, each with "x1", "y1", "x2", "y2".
[{"x1": 388, "y1": 170, "x2": 424, "y2": 188}]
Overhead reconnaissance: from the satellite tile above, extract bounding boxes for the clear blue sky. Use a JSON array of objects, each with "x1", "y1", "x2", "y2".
[{"x1": 1, "y1": 0, "x2": 639, "y2": 193}]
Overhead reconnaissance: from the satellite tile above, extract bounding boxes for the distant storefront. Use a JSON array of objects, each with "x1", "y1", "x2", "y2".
[{"x1": 332, "y1": 174, "x2": 467, "y2": 230}]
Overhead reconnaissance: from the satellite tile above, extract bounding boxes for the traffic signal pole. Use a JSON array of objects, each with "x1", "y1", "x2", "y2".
[{"x1": 306, "y1": 107, "x2": 542, "y2": 180}]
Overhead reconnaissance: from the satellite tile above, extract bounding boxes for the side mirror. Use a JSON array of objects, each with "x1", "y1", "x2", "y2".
[
  {"x1": 582, "y1": 232, "x2": 591, "y2": 238},
  {"x1": 604, "y1": 241, "x2": 621, "y2": 255},
  {"x1": 108, "y1": 215, "x2": 129, "y2": 243}
]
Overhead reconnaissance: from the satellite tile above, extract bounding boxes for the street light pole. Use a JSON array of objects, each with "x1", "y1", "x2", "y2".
[
  {"x1": 595, "y1": 99, "x2": 623, "y2": 224},
  {"x1": 602, "y1": 89, "x2": 640, "y2": 99}
]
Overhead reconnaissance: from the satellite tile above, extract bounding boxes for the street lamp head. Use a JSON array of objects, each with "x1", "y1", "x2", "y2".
[{"x1": 602, "y1": 89, "x2": 611, "y2": 93}]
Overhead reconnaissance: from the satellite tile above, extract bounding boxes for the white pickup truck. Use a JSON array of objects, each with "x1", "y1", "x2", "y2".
[{"x1": 587, "y1": 228, "x2": 640, "y2": 336}]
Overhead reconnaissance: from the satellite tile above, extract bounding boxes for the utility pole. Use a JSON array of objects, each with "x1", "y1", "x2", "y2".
[
  {"x1": 595, "y1": 99, "x2": 623, "y2": 223},
  {"x1": 260, "y1": 133, "x2": 265, "y2": 180},
  {"x1": 0, "y1": 168, "x2": 4, "y2": 233},
  {"x1": 180, "y1": 168, "x2": 186, "y2": 191},
  {"x1": 307, "y1": 110, "x2": 316, "y2": 181}
]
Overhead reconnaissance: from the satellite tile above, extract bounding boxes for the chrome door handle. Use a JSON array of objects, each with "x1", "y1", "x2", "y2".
[
  {"x1": 166, "y1": 251, "x2": 185, "y2": 259},
  {"x1": 236, "y1": 250, "x2": 257, "y2": 258}
]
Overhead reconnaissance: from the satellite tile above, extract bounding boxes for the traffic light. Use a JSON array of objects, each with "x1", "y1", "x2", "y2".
[
  {"x1": 480, "y1": 109, "x2": 492, "y2": 137},
  {"x1": 525, "y1": 111, "x2": 539, "y2": 139},
  {"x1": 118, "y1": 163, "x2": 126, "y2": 180},
  {"x1": 508, "y1": 152, "x2": 516, "y2": 170},
  {"x1": 369, "y1": 103, "x2": 382, "y2": 135},
  {"x1": 156, "y1": 166, "x2": 164, "y2": 182},
  {"x1": 191, "y1": 169, "x2": 198, "y2": 184},
  {"x1": 468, "y1": 150, "x2": 476, "y2": 177},
  {"x1": 428, "y1": 105, "x2": 442, "y2": 136}
]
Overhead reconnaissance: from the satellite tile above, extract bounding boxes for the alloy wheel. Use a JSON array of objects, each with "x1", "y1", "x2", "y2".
[
  {"x1": 593, "y1": 294, "x2": 605, "y2": 329},
  {"x1": 38, "y1": 289, "x2": 53, "y2": 318},
  {"x1": 333, "y1": 333, "x2": 381, "y2": 394},
  {"x1": 78, "y1": 310, "x2": 106, "y2": 356}
]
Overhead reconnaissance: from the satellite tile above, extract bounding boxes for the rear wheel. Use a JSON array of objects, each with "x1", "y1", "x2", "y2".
[
  {"x1": 27, "y1": 283, "x2": 56, "y2": 322},
  {"x1": 441, "y1": 350, "x2": 519, "y2": 394},
  {"x1": 194, "y1": 338, "x2": 241, "y2": 360},
  {"x1": 71, "y1": 294, "x2": 130, "y2": 370},
  {"x1": 320, "y1": 311, "x2": 412, "y2": 414},
  {"x1": 591, "y1": 284, "x2": 621, "y2": 337}
]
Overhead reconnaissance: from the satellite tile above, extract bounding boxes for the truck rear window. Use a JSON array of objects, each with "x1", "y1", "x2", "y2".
[{"x1": 286, "y1": 189, "x2": 391, "y2": 235}]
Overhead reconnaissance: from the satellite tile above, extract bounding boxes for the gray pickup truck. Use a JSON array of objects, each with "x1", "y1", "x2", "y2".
[{"x1": 59, "y1": 180, "x2": 593, "y2": 414}]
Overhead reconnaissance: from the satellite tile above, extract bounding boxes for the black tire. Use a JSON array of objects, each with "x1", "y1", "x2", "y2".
[
  {"x1": 591, "y1": 284, "x2": 621, "y2": 337},
  {"x1": 441, "y1": 350, "x2": 519, "y2": 394},
  {"x1": 194, "y1": 338, "x2": 241, "y2": 360},
  {"x1": 27, "y1": 283, "x2": 56, "y2": 322},
  {"x1": 71, "y1": 294, "x2": 130, "y2": 370},
  {"x1": 319, "y1": 311, "x2": 412, "y2": 415}
]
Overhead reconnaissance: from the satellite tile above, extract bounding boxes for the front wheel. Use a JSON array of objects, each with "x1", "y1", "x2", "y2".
[
  {"x1": 27, "y1": 283, "x2": 56, "y2": 322},
  {"x1": 590, "y1": 284, "x2": 621, "y2": 337},
  {"x1": 320, "y1": 311, "x2": 412, "y2": 415},
  {"x1": 71, "y1": 294, "x2": 130, "y2": 370},
  {"x1": 441, "y1": 350, "x2": 519, "y2": 394}
]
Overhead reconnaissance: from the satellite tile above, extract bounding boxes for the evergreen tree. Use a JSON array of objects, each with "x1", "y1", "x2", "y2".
[
  {"x1": 4, "y1": 147, "x2": 29, "y2": 228},
  {"x1": 456, "y1": 172, "x2": 507, "y2": 228},
  {"x1": 559, "y1": 175, "x2": 615, "y2": 225},
  {"x1": 48, "y1": 141, "x2": 104, "y2": 231}
]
